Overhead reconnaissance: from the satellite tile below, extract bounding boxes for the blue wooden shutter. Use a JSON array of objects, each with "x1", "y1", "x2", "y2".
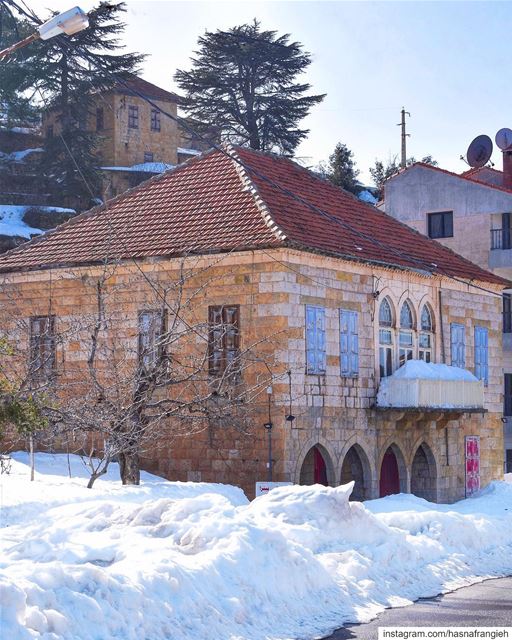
[
  {"x1": 306, "y1": 305, "x2": 326, "y2": 374},
  {"x1": 474, "y1": 326, "x2": 488, "y2": 385},
  {"x1": 340, "y1": 309, "x2": 359, "y2": 376},
  {"x1": 450, "y1": 323, "x2": 465, "y2": 368}
]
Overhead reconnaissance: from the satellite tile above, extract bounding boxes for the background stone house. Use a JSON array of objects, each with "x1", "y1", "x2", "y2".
[
  {"x1": 382, "y1": 157, "x2": 512, "y2": 472},
  {"x1": 42, "y1": 75, "x2": 210, "y2": 199},
  {"x1": 0, "y1": 146, "x2": 506, "y2": 501}
]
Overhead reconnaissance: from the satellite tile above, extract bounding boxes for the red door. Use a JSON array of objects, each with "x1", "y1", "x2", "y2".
[
  {"x1": 314, "y1": 447, "x2": 328, "y2": 485},
  {"x1": 379, "y1": 448, "x2": 400, "y2": 497}
]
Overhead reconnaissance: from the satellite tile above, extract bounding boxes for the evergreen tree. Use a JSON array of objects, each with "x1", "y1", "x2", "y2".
[
  {"x1": 321, "y1": 142, "x2": 360, "y2": 194},
  {"x1": 5, "y1": 2, "x2": 144, "y2": 208},
  {"x1": 0, "y1": 7, "x2": 40, "y2": 128},
  {"x1": 175, "y1": 20, "x2": 325, "y2": 155}
]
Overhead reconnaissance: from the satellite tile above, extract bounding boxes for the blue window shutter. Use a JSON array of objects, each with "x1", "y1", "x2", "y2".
[
  {"x1": 474, "y1": 326, "x2": 488, "y2": 385},
  {"x1": 340, "y1": 309, "x2": 359, "y2": 376},
  {"x1": 451, "y1": 323, "x2": 465, "y2": 368},
  {"x1": 306, "y1": 306, "x2": 326, "y2": 374}
]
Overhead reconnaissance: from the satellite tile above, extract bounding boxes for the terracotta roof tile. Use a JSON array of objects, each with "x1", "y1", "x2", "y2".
[{"x1": 0, "y1": 147, "x2": 506, "y2": 287}]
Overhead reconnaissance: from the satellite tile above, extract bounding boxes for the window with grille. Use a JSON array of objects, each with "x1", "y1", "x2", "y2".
[
  {"x1": 450, "y1": 323, "x2": 465, "y2": 368},
  {"x1": 428, "y1": 211, "x2": 453, "y2": 238},
  {"x1": 208, "y1": 305, "x2": 240, "y2": 377},
  {"x1": 505, "y1": 374, "x2": 512, "y2": 416},
  {"x1": 379, "y1": 298, "x2": 394, "y2": 377},
  {"x1": 419, "y1": 304, "x2": 434, "y2": 362},
  {"x1": 504, "y1": 294, "x2": 512, "y2": 334},
  {"x1": 138, "y1": 310, "x2": 167, "y2": 371},
  {"x1": 29, "y1": 316, "x2": 56, "y2": 382},
  {"x1": 474, "y1": 326, "x2": 488, "y2": 386},
  {"x1": 96, "y1": 107, "x2": 104, "y2": 131},
  {"x1": 151, "y1": 109, "x2": 161, "y2": 132},
  {"x1": 144, "y1": 151, "x2": 154, "y2": 163},
  {"x1": 305, "y1": 305, "x2": 326, "y2": 374},
  {"x1": 340, "y1": 309, "x2": 358, "y2": 377},
  {"x1": 128, "y1": 105, "x2": 139, "y2": 129}
]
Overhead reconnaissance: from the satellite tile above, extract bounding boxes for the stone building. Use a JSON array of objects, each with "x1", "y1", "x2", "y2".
[
  {"x1": 0, "y1": 146, "x2": 506, "y2": 501},
  {"x1": 42, "y1": 75, "x2": 209, "y2": 199},
  {"x1": 382, "y1": 155, "x2": 512, "y2": 472}
]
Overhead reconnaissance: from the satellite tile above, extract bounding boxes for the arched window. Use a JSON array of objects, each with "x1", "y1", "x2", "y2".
[
  {"x1": 398, "y1": 300, "x2": 414, "y2": 367},
  {"x1": 419, "y1": 305, "x2": 434, "y2": 362},
  {"x1": 379, "y1": 298, "x2": 394, "y2": 377},
  {"x1": 379, "y1": 298, "x2": 393, "y2": 326}
]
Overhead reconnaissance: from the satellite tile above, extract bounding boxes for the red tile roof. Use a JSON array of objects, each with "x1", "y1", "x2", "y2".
[
  {"x1": 460, "y1": 166, "x2": 504, "y2": 187},
  {"x1": 0, "y1": 147, "x2": 506, "y2": 286},
  {"x1": 398, "y1": 162, "x2": 512, "y2": 196},
  {"x1": 113, "y1": 74, "x2": 181, "y2": 104}
]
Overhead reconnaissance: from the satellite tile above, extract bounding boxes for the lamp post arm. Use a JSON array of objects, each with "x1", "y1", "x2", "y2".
[{"x1": 0, "y1": 33, "x2": 39, "y2": 61}]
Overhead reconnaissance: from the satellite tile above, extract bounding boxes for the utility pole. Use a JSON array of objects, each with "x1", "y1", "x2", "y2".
[{"x1": 397, "y1": 107, "x2": 410, "y2": 169}]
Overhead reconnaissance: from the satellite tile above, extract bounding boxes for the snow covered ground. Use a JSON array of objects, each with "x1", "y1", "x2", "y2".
[
  {"x1": 0, "y1": 205, "x2": 75, "y2": 239},
  {"x1": 2, "y1": 453, "x2": 512, "y2": 640}
]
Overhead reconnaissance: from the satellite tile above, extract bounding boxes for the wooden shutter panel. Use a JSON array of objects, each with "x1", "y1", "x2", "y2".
[
  {"x1": 474, "y1": 326, "x2": 488, "y2": 385},
  {"x1": 451, "y1": 323, "x2": 465, "y2": 368},
  {"x1": 340, "y1": 309, "x2": 359, "y2": 376}
]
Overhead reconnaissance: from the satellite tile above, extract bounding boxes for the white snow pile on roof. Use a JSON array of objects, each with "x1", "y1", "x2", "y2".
[
  {"x1": 101, "y1": 162, "x2": 175, "y2": 173},
  {"x1": 0, "y1": 205, "x2": 75, "y2": 238},
  {"x1": 388, "y1": 359, "x2": 478, "y2": 381},
  {"x1": 2, "y1": 452, "x2": 512, "y2": 640}
]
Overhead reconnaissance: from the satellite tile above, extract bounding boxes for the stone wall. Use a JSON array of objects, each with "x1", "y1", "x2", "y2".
[{"x1": 0, "y1": 248, "x2": 504, "y2": 501}]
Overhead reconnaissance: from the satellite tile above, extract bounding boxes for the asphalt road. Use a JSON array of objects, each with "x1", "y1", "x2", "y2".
[{"x1": 323, "y1": 577, "x2": 512, "y2": 639}]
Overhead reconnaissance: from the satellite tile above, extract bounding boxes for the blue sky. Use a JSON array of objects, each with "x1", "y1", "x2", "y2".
[{"x1": 48, "y1": 0, "x2": 511, "y2": 183}]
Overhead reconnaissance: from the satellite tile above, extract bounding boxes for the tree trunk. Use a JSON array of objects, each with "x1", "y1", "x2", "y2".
[{"x1": 118, "y1": 451, "x2": 140, "y2": 485}]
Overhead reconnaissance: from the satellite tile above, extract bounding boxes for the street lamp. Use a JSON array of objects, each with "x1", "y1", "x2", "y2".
[
  {"x1": 264, "y1": 386, "x2": 273, "y2": 482},
  {"x1": 0, "y1": 7, "x2": 89, "y2": 60}
]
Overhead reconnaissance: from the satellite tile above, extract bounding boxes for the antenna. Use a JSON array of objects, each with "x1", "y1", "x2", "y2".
[
  {"x1": 397, "y1": 107, "x2": 410, "y2": 169},
  {"x1": 466, "y1": 135, "x2": 493, "y2": 168},
  {"x1": 496, "y1": 128, "x2": 512, "y2": 151}
]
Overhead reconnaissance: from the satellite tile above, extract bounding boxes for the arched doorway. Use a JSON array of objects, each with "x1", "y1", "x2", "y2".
[
  {"x1": 411, "y1": 443, "x2": 437, "y2": 502},
  {"x1": 379, "y1": 445, "x2": 406, "y2": 497},
  {"x1": 299, "y1": 445, "x2": 330, "y2": 486},
  {"x1": 340, "y1": 445, "x2": 371, "y2": 501}
]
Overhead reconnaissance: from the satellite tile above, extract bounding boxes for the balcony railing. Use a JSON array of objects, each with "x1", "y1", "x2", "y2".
[{"x1": 491, "y1": 228, "x2": 512, "y2": 250}]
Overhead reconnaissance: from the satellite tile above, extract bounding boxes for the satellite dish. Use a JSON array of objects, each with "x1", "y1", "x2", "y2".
[
  {"x1": 466, "y1": 135, "x2": 493, "y2": 168},
  {"x1": 496, "y1": 128, "x2": 512, "y2": 150}
]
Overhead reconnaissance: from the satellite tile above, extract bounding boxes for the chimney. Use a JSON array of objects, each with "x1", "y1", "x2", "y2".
[{"x1": 503, "y1": 147, "x2": 512, "y2": 190}]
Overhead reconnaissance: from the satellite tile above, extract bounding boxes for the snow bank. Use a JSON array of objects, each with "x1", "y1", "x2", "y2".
[{"x1": 2, "y1": 453, "x2": 512, "y2": 640}]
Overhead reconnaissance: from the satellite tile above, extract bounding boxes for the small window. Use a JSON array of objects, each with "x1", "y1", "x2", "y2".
[
  {"x1": 474, "y1": 326, "x2": 488, "y2": 386},
  {"x1": 96, "y1": 107, "x2": 104, "y2": 131},
  {"x1": 138, "y1": 310, "x2": 166, "y2": 371},
  {"x1": 306, "y1": 305, "x2": 326, "y2": 374},
  {"x1": 419, "y1": 305, "x2": 434, "y2": 362},
  {"x1": 340, "y1": 309, "x2": 358, "y2": 377},
  {"x1": 151, "y1": 109, "x2": 161, "y2": 132},
  {"x1": 450, "y1": 323, "x2": 465, "y2": 368},
  {"x1": 144, "y1": 151, "x2": 154, "y2": 163},
  {"x1": 29, "y1": 315, "x2": 56, "y2": 382},
  {"x1": 379, "y1": 298, "x2": 393, "y2": 327},
  {"x1": 506, "y1": 449, "x2": 512, "y2": 474},
  {"x1": 505, "y1": 374, "x2": 512, "y2": 416},
  {"x1": 398, "y1": 300, "x2": 414, "y2": 367},
  {"x1": 128, "y1": 105, "x2": 139, "y2": 129},
  {"x1": 379, "y1": 298, "x2": 394, "y2": 377},
  {"x1": 504, "y1": 294, "x2": 512, "y2": 334},
  {"x1": 428, "y1": 211, "x2": 453, "y2": 239},
  {"x1": 208, "y1": 305, "x2": 240, "y2": 377}
]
